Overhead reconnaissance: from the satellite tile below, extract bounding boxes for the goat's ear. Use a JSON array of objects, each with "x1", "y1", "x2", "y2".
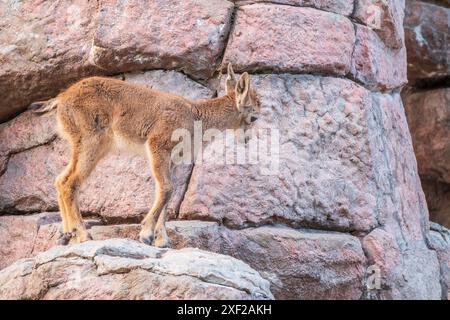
[
  {"x1": 235, "y1": 72, "x2": 250, "y2": 111},
  {"x1": 225, "y1": 63, "x2": 236, "y2": 95}
]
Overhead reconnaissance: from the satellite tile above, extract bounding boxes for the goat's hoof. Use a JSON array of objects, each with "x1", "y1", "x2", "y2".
[
  {"x1": 68, "y1": 228, "x2": 92, "y2": 244},
  {"x1": 57, "y1": 232, "x2": 73, "y2": 246},
  {"x1": 154, "y1": 236, "x2": 171, "y2": 248},
  {"x1": 139, "y1": 229, "x2": 154, "y2": 246}
]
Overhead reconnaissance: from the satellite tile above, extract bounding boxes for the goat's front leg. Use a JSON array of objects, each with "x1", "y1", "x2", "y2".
[
  {"x1": 140, "y1": 144, "x2": 173, "y2": 247},
  {"x1": 153, "y1": 203, "x2": 171, "y2": 248}
]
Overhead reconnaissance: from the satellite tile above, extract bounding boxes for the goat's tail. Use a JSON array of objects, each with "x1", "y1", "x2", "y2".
[{"x1": 28, "y1": 98, "x2": 59, "y2": 114}]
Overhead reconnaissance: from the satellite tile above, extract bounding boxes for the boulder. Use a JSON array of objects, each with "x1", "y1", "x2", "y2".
[
  {"x1": 403, "y1": 88, "x2": 450, "y2": 183},
  {"x1": 222, "y1": 4, "x2": 355, "y2": 76},
  {"x1": 404, "y1": 1, "x2": 450, "y2": 85},
  {"x1": 0, "y1": 239, "x2": 273, "y2": 300},
  {"x1": 92, "y1": 0, "x2": 234, "y2": 79},
  {"x1": 0, "y1": 70, "x2": 214, "y2": 221}
]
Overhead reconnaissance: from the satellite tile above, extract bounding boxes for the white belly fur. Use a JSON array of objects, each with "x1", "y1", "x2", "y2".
[{"x1": 112, "y1": 132, "x2": 147, "y2": 156}]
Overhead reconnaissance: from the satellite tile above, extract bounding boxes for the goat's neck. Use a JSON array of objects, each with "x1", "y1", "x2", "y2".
[{"x1": 191, "y1": 95, "x2": 242, "y2": 131}]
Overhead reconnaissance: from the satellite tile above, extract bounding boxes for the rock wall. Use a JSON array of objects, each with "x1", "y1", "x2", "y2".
[
  {"x1": 402, "y1": 0, "x2": 450, "y2": 229},
  {"x1": 0, "y1": 0, "x2": 448, "y2": 299}
]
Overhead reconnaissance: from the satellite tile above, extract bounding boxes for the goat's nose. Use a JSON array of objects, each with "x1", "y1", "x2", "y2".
[{"x1": 250, "y1": 116, "x2": 258, "y2": 122}]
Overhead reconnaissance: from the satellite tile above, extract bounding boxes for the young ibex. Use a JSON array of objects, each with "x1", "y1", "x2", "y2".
[{"x1": 30, "y1": 64, "x2": 260, "y2": 247}]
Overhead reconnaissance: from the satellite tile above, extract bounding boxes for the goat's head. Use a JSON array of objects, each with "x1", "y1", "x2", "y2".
[{"x1": 225, "y1": 63, "x2": 261, "y2": 125}]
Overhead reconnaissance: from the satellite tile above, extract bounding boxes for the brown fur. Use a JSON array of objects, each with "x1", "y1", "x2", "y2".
[{"x1": 32, "y1": 64, "x2": 260, "y2": 247}]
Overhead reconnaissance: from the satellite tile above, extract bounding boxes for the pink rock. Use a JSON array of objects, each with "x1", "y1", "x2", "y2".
[
  {"x1": 222, "y1": 4, "x2": 354, "y2": 76},
  {"x1": 403, "y1": 88, "x2": 450, "y2": 183},
  {"x1": 122, "y1": 70, "x2": 214, "y2": 101},
  {"x1": 350, "y1": 24, "x2": 407, "y2": 91},
  {"x1": 404, "y1": 1, "x2": 450, "y2": 84},
  {"x1": 92, "y1": 0, "x2": 234, "y2": 79},
  {"x1": 363, "y1": 228, "x2": 441, "y2": 299},
  {"x1": 428, "y1": 223, "x2": 450, "y2": 299},
  {"x1": 369, "y1": 91, "x2": 430, "y2": 240},
  {"x1": 0, "y1": 111, "x2": 57, "y2": 156},
  {"x1": 0, "y1": 0, "x2": 104, "y2": 122},
  {"x1": 181, "y1": 74, "x2": 379, "y2": 232},
  {"x1": 361, "y1": 92, "x2": 442, "y2": 299},
  {"x1": 220, "y1": 225, "x2": 366, "y2": 300},
  {"x1": 0, "y1": 71, "x2": 214, "y2": 221},
  {"x1": 232, "y1": 0, "x2": 354, "y2": 15},
  {"x1": 353, "y1": 0, "x2": 405, "y2": 49},
  {"x1": 90, "y1": 223, "x2": 140, "y2": 242},
  {"x1": 0, "y1": 212, "x2": 60, "y2": 270},
  {"x1": 0, "y1": 0, "x2": 233, "y2": 122}
]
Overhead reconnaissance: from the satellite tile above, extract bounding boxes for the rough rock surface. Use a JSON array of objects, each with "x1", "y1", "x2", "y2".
[
  {"x1": 232, "y1": 0, "x2": 354, "y2": 16},
  {"x1": 223, "y1": 4, "x2": 355, "y2": 76},
  {"x1": 404, "y1": 1, "x2": 450, "y2": 85},
  {"x1": 92, "y1": 0, "x2": 234, "y2": 79},
  {"x1": 0, "y1": 70, "x2": 213, "y2": 220},
  {"x1": 180, "y1": 75, "x2": 402, "y2": 232},
  {"x1": 362, "y1": 228, "x2": 441, "y2": 299},
  {"x1": 360, "y1": 91, "x2": 443, "y2": 299},
  {"x1": 353, "y1": 0, "x2": 405, "y2": 49},
  {"x1": 0, "y1": 212, "x2": 60, "y2": 270},
  {"x1": 0, "y1": 239, "x2": 273, "y2": 300},
  {"x1": 350, "y1": 24, "x2": 407, "y2": 91},
  {"x1": 428, "y1": 223, "x2": 450, "y2": 299},
  {"x1": 216, "y1": 225, "x2": 366, "y2": 300},
  {"x1": 0, "y1": 212, "x2": 103, "y2": 270},
  {"x1": 0, "y1": 0, "x2": 103, "y2": 122},
  {"x1": 179, "y1": 75, "x2": 441, "y2": 298},
  {"x1": 403, "y1": 88, "x2": 450, "y2": 183}
]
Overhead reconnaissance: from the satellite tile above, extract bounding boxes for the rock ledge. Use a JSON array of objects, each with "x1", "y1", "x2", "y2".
[{"x1": 0, "y1": 239, "x2": 273, "y2": 300}]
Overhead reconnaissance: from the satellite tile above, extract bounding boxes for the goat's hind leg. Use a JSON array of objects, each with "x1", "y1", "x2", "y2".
[
  {"x1": 55, "y1": 164, "x2": 75, "y2": 245},
  {"x1": 56, "y1": 135, "x2": 110, "y2": 244}
]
